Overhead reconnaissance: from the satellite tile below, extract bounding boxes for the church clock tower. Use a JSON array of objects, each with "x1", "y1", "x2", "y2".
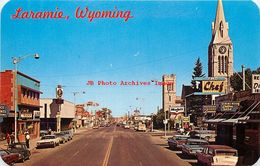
[{"x1": 208, "y1": 0, "x2": 233, "y2": 78}]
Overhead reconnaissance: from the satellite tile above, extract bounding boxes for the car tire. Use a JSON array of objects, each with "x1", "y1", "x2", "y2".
[{"x1": 21, "y1": 156, "x2": 25, "y2": 163}]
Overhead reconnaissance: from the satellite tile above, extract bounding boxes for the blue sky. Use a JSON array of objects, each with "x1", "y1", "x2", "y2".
[{"x1": 1, "y1": 0, "x2": 259, "y2": 117}]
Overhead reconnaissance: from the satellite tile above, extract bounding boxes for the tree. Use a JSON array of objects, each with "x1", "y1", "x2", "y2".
[
  {"x1": 230, "y1": 67, "x2": 260, "y2": 91},
  {"x1": 153, "y1": 108, "x2": 164, "y2": 129},
  {"x1": 191, "y1": 57, "x2": 205, "y2": 86},
  {"x1": 189, "y1": 58, "x2": 206, "y2": 125}
]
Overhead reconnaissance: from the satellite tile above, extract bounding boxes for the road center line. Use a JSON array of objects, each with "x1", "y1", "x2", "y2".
[
  {"x1": 72, "y1": 150, "x2": 80, "y2": 158},
  {"x1": 102, "y1": 137, "x2": 114, "y2": 166}
]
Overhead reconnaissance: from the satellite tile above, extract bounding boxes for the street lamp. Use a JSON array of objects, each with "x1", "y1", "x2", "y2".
[{"x1": 12, "y1": 53, "x2": 40, "y2": 143}]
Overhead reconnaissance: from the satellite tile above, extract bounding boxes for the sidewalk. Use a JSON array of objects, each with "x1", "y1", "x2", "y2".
[
  {"x1": 0, "y1": 127, "x2": 91, "y2": 151},
  {"x1": 0, "y1": 137, "x2": 40, "y2": 151}
]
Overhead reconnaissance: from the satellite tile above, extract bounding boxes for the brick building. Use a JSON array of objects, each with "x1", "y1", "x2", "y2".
[{"x1": 0, "y1": 70, "x2": 41, "y2": 141}]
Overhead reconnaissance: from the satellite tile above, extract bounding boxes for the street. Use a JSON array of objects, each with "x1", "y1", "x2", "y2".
[{"x1": 17, "y1": 126, "x2": 190, "y2": 166}]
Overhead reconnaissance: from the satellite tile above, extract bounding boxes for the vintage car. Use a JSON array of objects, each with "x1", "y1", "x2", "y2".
[
  {"x1": 36, "y1": 135, "x2": 60, "y2": 148},
  {"x1": 54, "y1": 133, "x2": 69, "y2": 144},
  {"x1": 192, "y1": 130, "x2": 216, "y2": 142},
  {"x1": 8, "y1": 142, "x2": 31, "y2": 162},
  {"x1": 181, "y1": 139, "x2": 209, "y2": 157},
  {"x1": 92, "y1": 125, "x2": 99, "y2": 129},
  {"x1": 168, "y1": 136, "x2": 189, "y2": 150},
  {"x1": 124, "y1": 124, "x2": 130, "y2": 129},
  {"x1": 0, "y1": 149, "x2": 20, "y2": 165},
  {"x1": 196, "y1": 145, "x2": 238, "y2": 166},
  {"x1": 61, "y1": 130, "x2": 74, "y2": 140}
]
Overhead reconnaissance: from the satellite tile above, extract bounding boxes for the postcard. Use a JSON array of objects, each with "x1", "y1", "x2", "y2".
[{"x1": 0, "y1": 0, "x2": 259, "y2": 166}]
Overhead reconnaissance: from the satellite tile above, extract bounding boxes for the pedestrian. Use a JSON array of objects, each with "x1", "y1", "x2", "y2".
[
  {"x1": 10, "y1": 132, "x2": 15, "y2": 144},
  {"x1": 6, "y1": 132, "x2": 10, "y2": 145},
  {"x1": 25, "y1": 131, "x2": 30, "y2": 149},
  {"x1": 48, "y1": 128, "x2": 52, "y2": 135}
]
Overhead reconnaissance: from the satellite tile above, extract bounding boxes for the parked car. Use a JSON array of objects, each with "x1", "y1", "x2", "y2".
[
  {"x1": 124, "y1": 124, "x2": 130, "y2": 129},
  {"x1": 0, "y1": 149, "x2": 20, "y2": 165},
  {"x1": 181, "y1": 139, "x2": 209, "y2": 157},
  {"x1": 7, "y1": 142, "x2": 31, "y2": 162},
  {"x1": 137, "y1": 123, "x2": 146, "y2": 132},
  {"x1": 54, "y1": 133, "x2": 69, "y2": 144},
  {"x1": 192, "y1": 130, "x2": 216, "y2": 142},
  {"x1": 61, "y1": 130, "x2": 73, "y2": 140},
  {"x1": 40, "y1": 130, "x2": 48, "y2": 137},
  {"x1": 92, "y1": 125, "x2": 99, "y2": 129},
  {"x1": 168, "y1": 135, "x2": 190, "y2": 150},
  {"x1": 36, "y1": 135, "x2": 60, "y2": 148},
  {"x1": 196, "y1": 145, "x2": 238, "y2": 166}
]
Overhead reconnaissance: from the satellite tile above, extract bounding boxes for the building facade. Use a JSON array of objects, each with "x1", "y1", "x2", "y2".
[
  {"x1": 40, "y1": 98, "x2": 75, "y2": 132},
  {"x1": 162, "y1": 74, "x2": 176, "y2": 112},
  {"x1": 0, "y1": 70, "x2": 41, "y2": 141}
]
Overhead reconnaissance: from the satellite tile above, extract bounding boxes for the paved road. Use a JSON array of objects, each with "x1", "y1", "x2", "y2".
[{"x1": 18, "y1": 126, "x2": 190, "y2": 166}]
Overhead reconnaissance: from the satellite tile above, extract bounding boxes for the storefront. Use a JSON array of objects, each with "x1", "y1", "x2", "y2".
[
  {"x1": 0, "y1": 70, "x2": 42, "y2": 141},
  {"x1": 205, "y1": 90, "x2": 260, "y2": 165},
  {"x1": 40, "y1": 98, "x2": 75, "y2": 132}
]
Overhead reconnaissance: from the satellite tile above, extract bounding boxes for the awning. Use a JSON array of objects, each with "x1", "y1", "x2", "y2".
[{"x1": 222, "y1": 101, "x2": 260, "y2": 124}]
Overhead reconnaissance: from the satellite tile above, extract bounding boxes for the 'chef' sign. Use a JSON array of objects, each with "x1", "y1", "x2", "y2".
[
  {"x1": 252, "y1": 74, "x2": 260, "y2": 94},
  {"x1": 202, "y1": 80, "x2": 226, "y2": 93}
]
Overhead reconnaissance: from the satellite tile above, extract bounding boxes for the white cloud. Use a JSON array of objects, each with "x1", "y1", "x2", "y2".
[{"x1": 133, "y1": 51, "x2": 140, "y2": 57}]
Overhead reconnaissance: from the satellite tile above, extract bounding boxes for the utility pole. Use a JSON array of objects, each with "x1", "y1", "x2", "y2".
[{"x1": 242, "y1": 65, "x2": 245, "y2": 91}]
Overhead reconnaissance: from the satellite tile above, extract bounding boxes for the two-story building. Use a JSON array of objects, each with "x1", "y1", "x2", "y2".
[{"x1": 0, "y1": 70, "x2": 41, "y2": 141}]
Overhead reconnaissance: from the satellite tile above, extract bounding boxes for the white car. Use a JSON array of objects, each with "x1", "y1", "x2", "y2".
[
  {"x1": 197, "y1": 145, "x2": 238, "y2": 166},
  {"x1": 124, "y1": 125, "x2": 130, "y2": 129},
  {"x1": 36, "y1": 135, "x2": 60, "y2": 148}
]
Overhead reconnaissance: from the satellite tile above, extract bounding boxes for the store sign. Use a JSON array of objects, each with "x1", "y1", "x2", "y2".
[
  {"x1": 202, "y1": 105, "x2": 217, "y2": 113},
  {"x1": 56, "y1": 85, "x2": 63, "y2": 99},
  {"x1": 202, "y1": 80, "x2": 226, "y2": 93},
  {"x1": 252, "y1": 74, "x2": 260, "y2": 93},
  {"x1": 193, "y1": 77, "x2": 226, "y2": 94},
  {"x1": 0, "y1": 105, "x2": 8, "y2": 117},
  {"x1": 221, "y1": 102, "x2": 240, "y2": 112},
  {"x1": 182, "y1": 116, "x2": 190, "y2": 123},
  {"x1": 20, "y1": 112, "x2": 32, "y2": 119},
  {"x1": 33, "y1": 111, "x2": 41, "y2": 119},
  {"x1": 170, "y1": 106, "x2": 184, "y2": 113}
]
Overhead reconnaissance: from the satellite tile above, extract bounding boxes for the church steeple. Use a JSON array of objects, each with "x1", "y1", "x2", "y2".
[
  {"x1": 208, "y1": 0, "x2": 233, "y2": 78},
  {"x1": 211, "y1": 0, "x2": 231, "y2": 44}
]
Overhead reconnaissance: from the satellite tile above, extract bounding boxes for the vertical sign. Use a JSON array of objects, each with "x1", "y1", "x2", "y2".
[{"x1": 252, "y1": 74, "x2": 260, "y2": 93}]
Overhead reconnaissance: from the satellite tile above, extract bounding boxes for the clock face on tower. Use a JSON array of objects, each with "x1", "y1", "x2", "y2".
[{"x1": 219, "y1": 46, "x2": 227, "y2": 54}]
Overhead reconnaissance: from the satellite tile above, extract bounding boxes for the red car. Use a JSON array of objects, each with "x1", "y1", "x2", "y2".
[{"x1": 0, "y1": 149, "x2": 20, "y2": 166}]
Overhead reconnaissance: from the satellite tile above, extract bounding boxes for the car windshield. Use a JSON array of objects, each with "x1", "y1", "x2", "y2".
[
  {"x1": 0, "y1": 151, "x2": 8, "y2": 155},
  {"x1": 188, "y1": 141, "x2": 208, "y2": 145},
  {"x1": 13, "y1": 144, "x2": 23, "y2": 148},
  {"x1": 216, "y1": 150, "x2": 237, "y2": 156},
  {"x1": 42, "y1": 136, "x2": 55, "y2": 140},
  {"x1": 55, "y1": 134, "x2": 63, "y2": 136},
  {"x1": 175, "y1": 137, "x2": 188, "y2": 140}
]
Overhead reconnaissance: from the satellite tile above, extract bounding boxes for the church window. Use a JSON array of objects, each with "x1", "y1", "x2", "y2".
[
  {"x1": 222, "y1": 56, "x2": 225, "y2": 73},
  {"x1": 218, "y1": 56, "x2": 221, "y2": 73},
  {"x1": 225, "y1": 57, "x2": 228, "y2": 73},
  {"x1": 219, "y1": 21, "x2": 224, "y2": 37}
]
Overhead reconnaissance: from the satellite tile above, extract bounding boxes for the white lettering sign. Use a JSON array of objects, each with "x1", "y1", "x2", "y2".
[{"x1": 252, "y1": 74, "x2": 260, "y2": 93}]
